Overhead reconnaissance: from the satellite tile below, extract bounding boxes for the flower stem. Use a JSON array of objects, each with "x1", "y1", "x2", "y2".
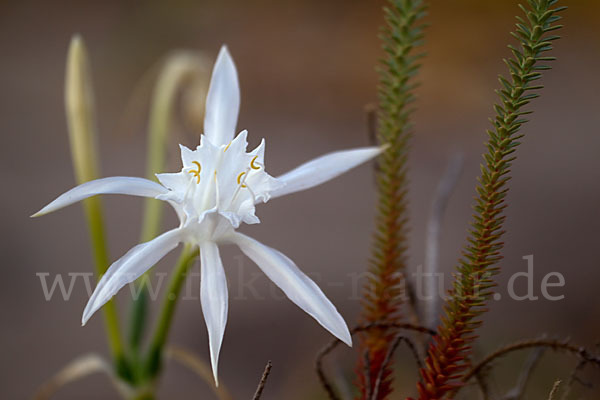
[
  {"x1": 144, "y1": 244, "x2": 199, "y2": 379},
  {"x1": 65, "y1": 35, "x2": 130, "y2": 380},
  {"x1": 84, "y1": 198, "x2": 131, "y2": 379}
]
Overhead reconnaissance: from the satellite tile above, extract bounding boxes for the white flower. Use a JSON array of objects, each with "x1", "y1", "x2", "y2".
[{"x1": 34, "y1": 45, "x2": 383, "y2": 383}]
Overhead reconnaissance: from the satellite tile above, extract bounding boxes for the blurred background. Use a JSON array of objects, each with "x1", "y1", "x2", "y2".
[{"x1": 2, "y1": 0, "x2": 599, "y2": 398}]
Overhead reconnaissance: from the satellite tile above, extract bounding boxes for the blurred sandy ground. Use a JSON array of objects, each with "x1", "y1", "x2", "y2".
[{"x1": 1, "y1": 0, "x2": 599, "y2": 398}]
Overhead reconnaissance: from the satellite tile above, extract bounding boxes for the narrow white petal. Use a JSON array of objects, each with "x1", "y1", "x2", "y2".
[
  {"x1": 200, "y1": 241, "x2": 229, "y2": 385},
  {"x1": 270, "y1": 146, "x2": 383, "y2": 199},
  {"x1": 231, "y1": 232, "x2": 352, "y2": 346},
  {"x1": 204, "y1": 45, "x2": 240, "y2": 146},
  {"x1": 32, "y1": 177, "x2": 168, "y2": 217},
  {"x1": 156, "y1": 172, "x2": 189, "y2": 191},
  {"x1": 179, "y1": 144, "x2": 197, "y2": 168},
  {"x1": 82, "y1": 228, "x2": 184, "y2": 325}
]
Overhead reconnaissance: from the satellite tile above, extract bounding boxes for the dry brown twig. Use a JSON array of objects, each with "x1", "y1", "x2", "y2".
[
  {"x1": 502, "y1": 346, "x2": 546, "y2": 400},
  {"x1": 463, "y1": 339, "x2": 600, "y2": 383},
  {"x1": 252, "y1": 360, "x2": 272, "y2": 400},
  {"x1": 474, "y1": 370, "x2": 492, "y2": 400},
  {"x1": 560, "y1": 359, "x2": 590, "y2": 400},
  {"x1": 315, "y1": 322, "x2": 435, "y2": 400},
  {"x1": 370, "y1": 335, "x2": 423, "y2": 400},
  {"x1": 548, "y1": 380, "x2": 562, "y2": 400},
  {"x1": 450, "y1": 338, "x2": 600, "y2": 398}
]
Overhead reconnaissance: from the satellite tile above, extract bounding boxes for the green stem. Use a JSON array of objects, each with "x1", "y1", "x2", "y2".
[
  {"x1": 83, "y1": 197, "x2": 131, "y2": 379},
  {"x1": 64, "y1": 36, "x2": 131, "y2": 381},
  {"x1": 144, "y1": 245, "x2": 198, "y2": 378}
]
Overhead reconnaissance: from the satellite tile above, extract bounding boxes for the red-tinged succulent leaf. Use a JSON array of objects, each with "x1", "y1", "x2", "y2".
[
  {"x1": 356, "y1": 1, "x2": 427, "y2": 399},
  {"x1": 413, "y1": 2, "x2": 564, "y2": 398}
]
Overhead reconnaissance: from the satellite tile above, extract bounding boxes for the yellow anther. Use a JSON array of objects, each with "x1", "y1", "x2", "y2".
[
  {"x1": 188, "y1": 161, "x2": 202, "y2": 184},
  {"x1": 250, "y1": 155, "x2": 261, "y2": 170},
  {"x1": 237, "y1": 171, "x2": 247, "y2": 188},
  {"x1": 223, "y1": 141, "x2": 232, "y2": 152}
]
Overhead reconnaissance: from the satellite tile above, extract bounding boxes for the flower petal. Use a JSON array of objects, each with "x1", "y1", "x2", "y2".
[
  {"x1": 204, "y1": 45, "x2": 240, "y2": 146},
  {"x1": 270, "y1": 146, "x2": 383, "y2": 199},
  {"x1": 32, "y1": 177, "x2": 168, "y2": 217},
  {"x1": 156, "y1": 172, "x2": 190, "y2": 193},
  {"x1": 200, "y1": 241, "x2": 228, "y2": 385},
  {"x1": 82, "y1": 228, "x2": 184, "y2": 325},
  {"x1": 230, "y1": 232, "x2": 352, "y2": 346},
  {"x1": 179, "y1": 144, "x2": 197, "y2": 169}
]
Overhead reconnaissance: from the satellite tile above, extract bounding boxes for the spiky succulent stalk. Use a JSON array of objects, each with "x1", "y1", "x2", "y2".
[
  {"x1": 412, "y1": 1, "x2": 565, "y2": 399},
  {"x1": 357, "y1": 1, "x2": 427, "y2": 399}
]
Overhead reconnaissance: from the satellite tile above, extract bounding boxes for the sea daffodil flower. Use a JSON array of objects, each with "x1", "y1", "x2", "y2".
[{"x1": 34, "y1": 45, "x2": 382, "y2": 382}]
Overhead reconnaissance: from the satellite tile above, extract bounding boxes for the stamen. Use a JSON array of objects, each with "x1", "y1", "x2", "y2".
[
  {"x1": 223, "y1": 141, "x2": 232, "y2": 152},
  {"x1": 237, "y1": 171, "x2": 247, "y2": 188},
  {"x1": 250, "y1": 155, "x2": 261, "y2": 170},
  {"x1": 188, "y1": 161, "x2": 202, "y2": 184}
]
